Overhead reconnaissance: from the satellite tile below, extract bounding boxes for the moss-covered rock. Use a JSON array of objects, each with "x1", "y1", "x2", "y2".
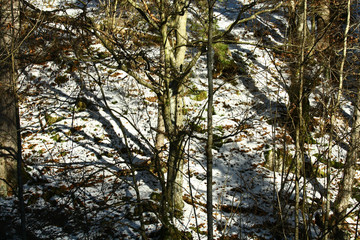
[
  {"x1": 190, "y1": 90, "x2": 207, "y2": 101},
  {"x1": 213, "y1": 43, "x2": 243, "y2": 85},
  {"x1": 150, "y1": 192, "x2": 162, "y2": 202},
  {"x1": 45, "y1": 113, "x2": 64, "y2": 126}
]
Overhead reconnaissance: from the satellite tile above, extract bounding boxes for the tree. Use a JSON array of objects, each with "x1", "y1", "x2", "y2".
[
  {"x1": 0, "y1": 0, "x2": 20, "y2": 198},
  {"x1": 81, "y1": 1, "x2": 284, "y2": 238},
  {"x1": 333, "y1": 0, "x2": 356, "y2": 238},
  {"x1": 313, "y1": 1, "x2": 356, "y2": 238},
  {"x1": 10, "y1": 0, "x2": 360, "y2": 238},
  {"x1": 284, "y1": 0, "x2": 359, "y2": 238},
  {"x1": 206, "y1": 1, "x2": 215, "y2": 239},
  {"x1": 286, "y1": 0, "x2": 329, "y2": 142},
  {"x1": 0, "y1": 0, "x2": 26, "y2": 238},
  {"x1": 293, "y1": 1, "x2": 308, "y2": 239},
  {"x1": 86, "y1": 1, "x2": 198, "y2": 237}
]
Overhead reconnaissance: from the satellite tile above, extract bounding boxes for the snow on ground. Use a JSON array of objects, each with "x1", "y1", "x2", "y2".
[{"x1": 1, "y1": 0, "x2": 359, "y2": 239}]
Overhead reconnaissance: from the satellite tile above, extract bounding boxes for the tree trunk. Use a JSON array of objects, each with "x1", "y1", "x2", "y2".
[
  {"x1": 333, "y1": 0, "x2": 355, "y2": 237},
  {"x1": 287, "y1": 0, "x2": 311, "y2": 142},
  {"x1": 294, "y1": 1, "x2": 307, "y2": 239},
  {"x1": 314, "y1": 0, "x2": 330, "y2": 51},
  {"x1": 0, "y1": 68, "x2": 18, "y2": 197},
  {"x1": 158, "y1": 1, "x2": 188, "y2": 227},
  {"x1": 0, "y1": 1, "x2": 26, "y2": 238},
  {"x1": 0, "y1": 0, "x2": 19, "y2": 198},
  {"x1": 333, "y1": 87, "x2": 360, "y2": 234},
  {"x1": 165, "y1": 0, "x2": 188, "y2": 214},
  {"x1": 206, "y1": 0, "x2": 214, "y2": 239}
]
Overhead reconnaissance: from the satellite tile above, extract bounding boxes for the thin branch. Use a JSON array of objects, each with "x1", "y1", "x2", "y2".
[
  {"x1": 127, "y1": 0, "x2": 160, "y2": 30},
  {"x1": 215, "y1": 2, "x2": 283, "y2": 41},
  {"x1": 87, "y1": 25, "x2": 159, "y2": 94}
]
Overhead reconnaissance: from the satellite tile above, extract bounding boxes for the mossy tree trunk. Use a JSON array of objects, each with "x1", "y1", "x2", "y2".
[
  {"x1": 333, "y1": 83, "x2": 360, "y2": 237},
  {"x1": 158, "y1": 0, "x2": 188, "y2": 225}
]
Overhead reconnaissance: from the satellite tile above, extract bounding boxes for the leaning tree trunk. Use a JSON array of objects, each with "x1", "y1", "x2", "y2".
[
  {"x1": 0, "y1": 0, "x2": 20, "y2": 198},
  {"x1": 333, "y1": 83, "x2": 360, "y2": 236},
  {"x1": 333, "y1": 71, "x2": 359, "y2": 240},
  {"x1": 333, "y1": 0, "x2": 355, "y2": 236}
]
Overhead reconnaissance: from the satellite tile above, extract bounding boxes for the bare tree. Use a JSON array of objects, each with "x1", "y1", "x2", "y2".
[
  {"x1": 54, "y1": 0, "x2": 283, "y2": 238},
  {"x1": 86, "y1": 1, "x2": 199, "y2": 237}
]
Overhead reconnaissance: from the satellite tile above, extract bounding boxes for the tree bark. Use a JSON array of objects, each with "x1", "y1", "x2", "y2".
[
  {"x1": 0, "y1": 0, "x2": 19, "y2": 198},
  {"x1": 287, "y1": 0, "x2": 311, "y2": 142},
  {"x1": 0, "y1": 0, "x2": 26, "y2": 238},
  {"x1": 294, "y1": 1, "x2": 307, "y2": 239},
  {"x1": 333, "y1": 0, "x2": 355, "y2": 235},
  {"x1": 314, "y1": 0, "x2": 330, "y2": 51},
  {"x1": 206, "y1": 0, "x2": 214, "y2": 239},
  {"x1": 158, "y1": 0, "x2": 189, "y2": 224}
]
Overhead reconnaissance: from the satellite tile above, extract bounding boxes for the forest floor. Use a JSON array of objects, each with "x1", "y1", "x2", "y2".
[{"x1": 1, "y1": 0, "x2": 360, "y2": 239}]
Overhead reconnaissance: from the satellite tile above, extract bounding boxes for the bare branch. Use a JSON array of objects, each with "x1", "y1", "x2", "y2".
[
  {"x1": 215, "y1": 1, "x2": 283, "y2": 41},
  {"x1": 127, "y1": 0, "x2": 160, "y2": 30}
]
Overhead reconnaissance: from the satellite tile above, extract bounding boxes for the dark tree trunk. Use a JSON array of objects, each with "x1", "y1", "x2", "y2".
[
  {"x1": 206, "y1": 0, "x2": 215, "y2": 239},
  {"x1": 0, "y1": 0, "x2": 19, "y2": 198},
  {"x1": 0, "y1": 1, "x2": 26, "y2": 238}
]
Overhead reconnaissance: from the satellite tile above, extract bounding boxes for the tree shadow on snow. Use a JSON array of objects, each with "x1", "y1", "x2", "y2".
[
  {"x1": 19, "y1": 64, "x2": 161, "y2": 239},
  {"x1": 211, "y1": 142, "x2": 283, "y2": 239}
]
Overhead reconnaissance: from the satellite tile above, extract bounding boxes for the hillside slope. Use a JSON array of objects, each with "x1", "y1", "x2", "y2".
[{"x1": 1, "y1": 0, "x2": 359, "y2": 239}]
